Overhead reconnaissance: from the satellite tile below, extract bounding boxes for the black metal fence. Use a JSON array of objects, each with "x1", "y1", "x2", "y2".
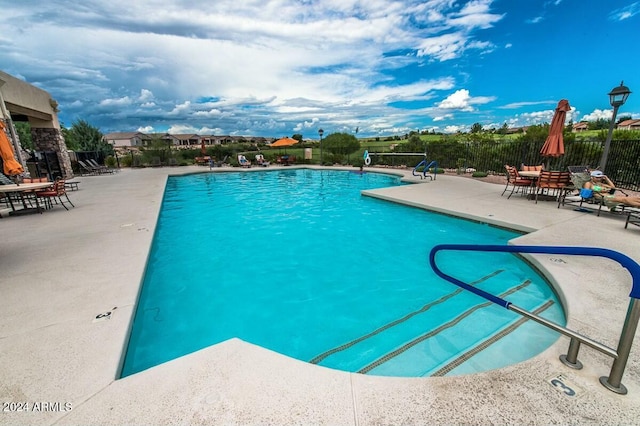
[{"x1": 371, "y1": 139, "x2": 640, "y2": 191}]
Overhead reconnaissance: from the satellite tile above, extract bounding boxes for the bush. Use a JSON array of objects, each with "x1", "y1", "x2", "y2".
[
  {"x1": 105, "y1": 155, "x2": 117, "y2": 168},
  {"x1": 120, "y1": 155, "x2": 132, "y2": 167},
  {"x1": 472, "y1": 171, "x2": 488, "y2": 178}
]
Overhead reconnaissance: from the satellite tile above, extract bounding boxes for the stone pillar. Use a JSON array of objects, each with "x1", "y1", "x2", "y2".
[{"x1": 31, "y1": 126, "x2": 74, "y2": 179}]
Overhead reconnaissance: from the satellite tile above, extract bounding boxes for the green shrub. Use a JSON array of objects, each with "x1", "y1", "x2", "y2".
[
  {"x1": 472, "y1": 171, "x2": 488, "y2": 178},
  {"x1": 105, "y1": 155, "x2": 117, "y2": 168},
  {"x1": 120, "y1": 155, "x2": 132, "y2": 167}
]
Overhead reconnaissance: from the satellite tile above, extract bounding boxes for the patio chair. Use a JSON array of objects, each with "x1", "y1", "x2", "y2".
[
  {"x1": 521, "y1": 164, "x2": 544, "y2": 172},
  {"x1": 501, "y1": 165, "x2": 533, "y2": 199},
  {"x1": 35, "y1": 178, "x2": 75, "y2": 211},
  {"x1": 237, "y1": 154, "x2": 252, "y2": 168},
  {"x1": 534, "y1": 171, "x2": 571, "y2": 204}
]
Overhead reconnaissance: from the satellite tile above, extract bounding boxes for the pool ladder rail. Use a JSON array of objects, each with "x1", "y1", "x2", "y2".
[
  {"x1": 429, "y1": 244, "x2": 640, "y2": 395},
  {"x1": 412, "y1": 159, "x2": 438, "y2": 180}
]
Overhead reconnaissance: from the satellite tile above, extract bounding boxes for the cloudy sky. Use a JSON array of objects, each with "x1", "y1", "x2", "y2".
[{"x1": 1, "y1": 0, "x2": 639, "y2": 138}]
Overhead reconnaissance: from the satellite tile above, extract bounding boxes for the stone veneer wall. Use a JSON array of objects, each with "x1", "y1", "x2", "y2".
[{"x1": 31, "y1": 127, "x2": 74, "y2": 179}]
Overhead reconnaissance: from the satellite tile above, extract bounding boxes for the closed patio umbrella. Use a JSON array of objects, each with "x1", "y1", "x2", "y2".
[
  {"x1": 0, "y1": 121, "x2": 24, "y2": 176},
  {"x1": 540, "y1": 99, "x2": 571, "y2": 157}
]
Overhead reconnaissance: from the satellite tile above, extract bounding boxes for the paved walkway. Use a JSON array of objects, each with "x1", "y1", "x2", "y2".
[{"x1": 1, "y1": 166, "x2": 639, "y2": 425}]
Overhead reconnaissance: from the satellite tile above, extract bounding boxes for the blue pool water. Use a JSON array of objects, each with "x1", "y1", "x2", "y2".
[{"x1": 121, "y1": 169, "x2": 565, "y2": 377}]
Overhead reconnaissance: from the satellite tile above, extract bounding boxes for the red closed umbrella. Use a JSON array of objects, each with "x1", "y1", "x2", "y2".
[{"x1": 540, "y1": 99, "x2": 571, "y2": 157}]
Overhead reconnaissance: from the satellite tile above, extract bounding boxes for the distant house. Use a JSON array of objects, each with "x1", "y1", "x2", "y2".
[
  {"x1": 617, "y1": 119, "x2": 640, "y2": 130},
  {"x1": 103, "y1": 132, "x2": 150, "y2": 147},
  {"x1": 506, "y1": 126, "x2": 528, "y2": 134},
  {"x1": 147, "y1": 133, "x2": 180, "y2": 147},
  {"x1": 572, "y1": 122, "x2": 589, "y2": 132},
  {"x1": 173, "y1": 134, "x2": 200, "y2": 147}
]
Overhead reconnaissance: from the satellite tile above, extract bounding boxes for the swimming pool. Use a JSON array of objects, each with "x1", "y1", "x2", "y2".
[{"x1": 121, "y1": 169, "x2": 565, "y2": 377}]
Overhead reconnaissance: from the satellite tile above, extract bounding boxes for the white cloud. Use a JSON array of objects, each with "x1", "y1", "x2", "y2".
[
  {"x1": 436, "y1": 89, "x2": 494, "y2": 111},
  {"x1": 609, "y1": 2, "x2": 640, "y2": 21},
  {"x1": 581, "y1": 108, "x2": 613, "y2": 121},
  {"x1": 433, "y1": 114, "x2": 453, "y2": 122},
  {"x1": 137, "y1": 126, "x2": 154, "y2": 133},
  {"x1": 99, "y1": 96, "x2": 132, "y2": 106},
  {"x1": 438, "y1": 89, "x2": 474, "y2": 110},
  {"x1": 444, "y1": 125, "x2": 465, "y2": 133},
  {"x1": 138, "y1": 89, "x2": 154, "y2": 102}
]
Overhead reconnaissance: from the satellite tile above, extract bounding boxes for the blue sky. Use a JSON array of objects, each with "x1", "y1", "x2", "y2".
[{"x1": 1, "y1": 0, "x2": 639, "y2": 138}]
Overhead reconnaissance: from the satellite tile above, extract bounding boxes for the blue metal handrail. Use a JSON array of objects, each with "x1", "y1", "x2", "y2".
[
  {"x1": 412, "y1": 159, "x2": 438, "y2": 180},
  {"x1": 429, "y1": 244, "x2": 640, "y2": 395}
]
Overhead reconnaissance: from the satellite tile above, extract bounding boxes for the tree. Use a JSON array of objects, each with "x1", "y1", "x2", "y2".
[
  {"x1": 497, "y1": 122, "x2": 509, "y2": 135},
  {"x1": 321, "y1": 132, "x2": 360, "y2": 159},
  {"x1": 61, "y1": 123, "x2": 79, "y2": 150},
  {"x1": 14, "y1": 122, "x2": 33, "y2": 150},
  {"x1": 68, "y1": 119, "x2": 111, "y2": 154},
  {"x1": 470, "y1": 122, "x2": 484, "y2": 133},
  {"x1": 617, "y1": 115, "x2": 632, "y2": 124},
  {"x1": 401, "y1": 134, "x2": 425, "y2": 152},
  {"x1": 292, "y1": 133, "x2": 303, "y2": 142}
]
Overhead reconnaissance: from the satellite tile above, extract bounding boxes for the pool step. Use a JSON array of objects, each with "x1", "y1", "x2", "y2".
[{"x1": 310, "y1": 270, "x2": 558, "y2": 376}]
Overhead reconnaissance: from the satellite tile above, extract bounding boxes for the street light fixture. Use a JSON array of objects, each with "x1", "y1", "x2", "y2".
[
  {"x1": 318, "y1": 128, "x2": 324, "y2": 165},
  {"x1": 599, "y1": 81, "x2": 631, "y2": 172}
]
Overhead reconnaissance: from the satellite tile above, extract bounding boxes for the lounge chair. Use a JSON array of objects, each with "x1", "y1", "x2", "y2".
[
  {"x1": 501, "y1": 165, "x2": 533, "y2": 199},
  {"x1": 558, "y1": 166, "x2": 593, "y2": 210},
  {"x1": 625, "y1": 210, "x2": 640, "y2": 229},
  {"x1": 77, "y1": 160, "x2": 98, "y2": 175},
  {"x1": 88, "y1": 159, "x2": 114, "y2": 173},
  {"x1": 255, "y1": 154, "x2": 270, "y2": 167},
  {"x1": 237, "y1": 154, "x2": 252, "y2": 168}
]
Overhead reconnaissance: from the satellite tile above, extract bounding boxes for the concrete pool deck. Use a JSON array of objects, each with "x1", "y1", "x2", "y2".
[{"x1": 1, "y1": 165, "x2": 639, "y2": 425}]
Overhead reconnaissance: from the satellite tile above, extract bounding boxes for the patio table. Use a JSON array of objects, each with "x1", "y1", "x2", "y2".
[{"x1": 0, "y1": 182, "x2": 54, "y2": 215}]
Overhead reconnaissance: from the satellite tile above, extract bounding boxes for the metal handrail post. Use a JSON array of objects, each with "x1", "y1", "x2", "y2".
[
  {"x1": 560, "y1": 338, "x2": 583, "y2": 369},
  {"x1": 600, "y1": 298, "x2": 640, "y2": 395}
]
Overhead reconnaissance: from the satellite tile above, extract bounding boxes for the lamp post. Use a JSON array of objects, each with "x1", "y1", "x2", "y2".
[
  {"x1": 111, "y1": 142, "x2": 120, "y2": 168},
  {"x1": 599, "y1": 81, "x2": 631, "y2": 172},
  {"x1": 318, "y1": 128, "x2": 324, "y2": 165}
]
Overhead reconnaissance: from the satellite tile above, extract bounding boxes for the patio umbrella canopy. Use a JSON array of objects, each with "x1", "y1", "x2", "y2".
[
  {"x1": 270, "y1": 137, "x2": 299, "y2": 148},
  {"x1": 0, "y1": 121, "x2": 24, "y2": 176},
  {"x1": 540, "y1": 99, "x2": 571, "y2": 157}
]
